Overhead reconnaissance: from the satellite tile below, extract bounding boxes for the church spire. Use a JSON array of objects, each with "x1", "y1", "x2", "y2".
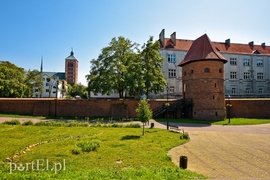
[{"x1": 40, "y1": 56, "x2": 43, "y2": 72}]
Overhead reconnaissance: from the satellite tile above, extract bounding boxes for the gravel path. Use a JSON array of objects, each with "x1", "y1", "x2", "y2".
[{"x1": 150, "y1": 120, "x2": 270, "y2": 179}]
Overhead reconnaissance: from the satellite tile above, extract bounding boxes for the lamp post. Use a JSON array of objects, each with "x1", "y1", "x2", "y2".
[
  {"x1": 227, "y1": 95, "x2": 231, "y2": 124},
  {"x1": 166, "y1": 85, "x2": 169, "y2": 130}
]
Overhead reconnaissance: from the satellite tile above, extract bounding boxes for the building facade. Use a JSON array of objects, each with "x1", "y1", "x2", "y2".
[{"x1": 159, "y1": 29, "x2": 270, "y2": 98}]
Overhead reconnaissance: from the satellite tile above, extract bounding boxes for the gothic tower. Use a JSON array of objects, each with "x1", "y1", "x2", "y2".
[
  {"x1": 65, "y1": 50, "x2": 78, "y2": 85},
  {"x1": 179, "y1": 34, "x2": 227, "y2": 120}
]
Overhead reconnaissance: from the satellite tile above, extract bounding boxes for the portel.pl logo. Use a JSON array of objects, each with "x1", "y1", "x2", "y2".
[{"x1": 9, "y1": 159, "x2": 66, "y2": 174}]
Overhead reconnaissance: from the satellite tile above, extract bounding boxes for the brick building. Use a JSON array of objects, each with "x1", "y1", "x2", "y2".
[
  {"x1": 179, "y1": 34, "x2": 227, "y2": 120},
  {"x1": 65, "y1": 50, "x2": 78, "y2": 85}
]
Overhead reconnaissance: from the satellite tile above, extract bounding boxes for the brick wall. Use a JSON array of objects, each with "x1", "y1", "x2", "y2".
[
  {"x1": 0, "y1": 98, "x2": 269, "y2": 119},
  {"x1": 0, "y1": 98, "x2": 168, "y2": 118}
]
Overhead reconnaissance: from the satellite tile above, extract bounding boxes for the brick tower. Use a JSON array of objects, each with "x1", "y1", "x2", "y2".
[
  {"x1": 179, "y1": 34, "x2": 227, "y2": 120},
  {"x1": 65, "y1": 50, "x2": 78, "y2": 85}
]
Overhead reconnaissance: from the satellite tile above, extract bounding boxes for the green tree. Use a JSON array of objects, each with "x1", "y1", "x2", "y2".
[
  {"x1": 24, "y1": 69, "x2": 43, "y2": 97},
  {"x1": 86, "y1": 36, "x2": 139, "y2": 98},
  {"x1": 68, "y1": 83, "x2": 88, "y2": 99},
  {"x1": 136, "y1": 99, "x2": 153, "y2": 135},
  {"x1": 140, "y1": 36, "x2": 167, "y2": 97},
  {"x1": 0, "y1": 61, "x2": 26, "y2": 97}
]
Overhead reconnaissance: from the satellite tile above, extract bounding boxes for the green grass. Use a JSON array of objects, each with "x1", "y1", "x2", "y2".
[
  {"x1": 155, "y1": 118, "x2": 270, "y2": 125},
  {"x1": 0, "y1": 124, "x2": 205, "y2": 179}
]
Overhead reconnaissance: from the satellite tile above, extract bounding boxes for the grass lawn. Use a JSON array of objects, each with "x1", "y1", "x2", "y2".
[
  {"x1": 155, "y1": 118, "x2": 270, "y2": 125},
  {"x1": 0, "y1": 123, "x2": 205, "y2": 179}
]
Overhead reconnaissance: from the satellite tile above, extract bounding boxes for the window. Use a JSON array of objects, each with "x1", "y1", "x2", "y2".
[
  {"x1": 259, "y1": 88, "x2": 263, "y2": 94},
  {"x1": 230, "y1": 58, "x2": 237, "y2": 65},
  {"x1": 245, "y1": 88, "x2": 250, "y2": 94},
  {"x1": 219, "y1": 68, "x2": 223, "y2": 73},
  {"x1": 168, "y1": 69, "x2": 176, "y2": 78},
  {"x1": 46, "y1": 83, "x2": 49, "y2": 86},
  {"x1": 169, "y1": 86, "x2": 175, "y2": 93},
  {"x1": 46, "y1": 89, "x2": 49, "y2": 92},
  {"x1": 34, "y1": 89, "x2": 39, "y2": 92},
  {"x1": 244, "y1": 72, "x2": 250, "y2": 79},
  {"x1": 243, "y1": 58, "x2": 250, "y2": 66},
  {"x1": 232, "y1": 88, "x2": 236, "y2": 94},
  {"x1": 257, "y1": 59, "x2": 263, "y2": 67},
  {"x1": 230, "y1": 72, "x2": 237, "y2": 79},
  {"x1": 204, "y1": 68, "x2": 210, "y2": 73},
  {"x1": 191, "y1": 69, "x2": 194, "y2": 74},
  {"x1": 257, "y1": 73, "x2": 263, "y2": 79},
  {"x1": 68, "y1": 62, "x2": 73, "y2": 67},
  {"x1": 168, "y1": 54, "x2": 176, "y2": 63}
]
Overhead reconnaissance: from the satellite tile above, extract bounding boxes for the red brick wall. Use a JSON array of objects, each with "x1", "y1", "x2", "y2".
[
  {"x1": 226, "y1": 99, "x2": 270, "y2": 118},
  {"x1": 0, "y1": 98, "x2": 168, "y2": 118},
  {"x1": 0, "y1": 98, "x2": 269, "y2": 119}
]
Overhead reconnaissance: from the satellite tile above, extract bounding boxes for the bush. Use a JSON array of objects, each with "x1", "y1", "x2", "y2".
[
  {"x1": 22, "y1": 120, "x2": 34, "y2": 126},
  {"x1": 3, "y1": 120, "x2": 21, "y2": 125},
  {"x1": 124, "y1": 123, "x2": 141, "y2": 128},
  {"x1": 76, "y1": 140, "x2": 101, "y2": 152},
  {"x1": 71, "y1": 148, "x2": 82, "y2": 155}
]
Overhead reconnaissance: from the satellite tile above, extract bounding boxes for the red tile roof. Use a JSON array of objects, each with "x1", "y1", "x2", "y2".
[
  {"x1": 161, "y1": 37, "x2": 270, "y2": 55},
  {"x1": 179, "y1": 34, "x2": 227, "y2": 66}
]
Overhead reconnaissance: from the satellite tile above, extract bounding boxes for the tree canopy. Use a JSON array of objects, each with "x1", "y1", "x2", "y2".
[
  {"x1": 0, "y1": 61, "x2": 26, "y2": 97},
  {"x1": 24, "y1": 69, "x2": 43, "y2": 97},
  {"x1": 86, "y1": 36, "x2": 166, "y2": 98}
]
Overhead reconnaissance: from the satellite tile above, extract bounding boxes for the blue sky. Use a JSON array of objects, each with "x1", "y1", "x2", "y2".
[{"x1": 1, "y1": 0, "x2": 269, "y2": 85}]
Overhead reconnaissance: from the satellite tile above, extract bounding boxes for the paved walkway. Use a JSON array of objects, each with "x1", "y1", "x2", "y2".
[
  {"x1": 149, "y1": 120, "x2": 270, "y2": 179},
  {"x1": 1, "y1": 117, "x2": 270, "y2": 179}
]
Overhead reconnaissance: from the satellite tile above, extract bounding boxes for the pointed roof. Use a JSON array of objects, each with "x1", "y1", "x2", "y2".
[
  {"x1": 66, "y1": 50, "x2": 76, "y2": 60},
  {"x1": 178, "y1": 34, "x2": 227, "y2": 66}
]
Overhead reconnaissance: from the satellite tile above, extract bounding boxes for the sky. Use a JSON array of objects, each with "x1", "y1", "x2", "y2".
[{"x1": 1, "y1": 0, "x2": 269, "y2": 85}]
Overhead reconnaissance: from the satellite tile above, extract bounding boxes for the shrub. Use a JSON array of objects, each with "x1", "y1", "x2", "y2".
[
  {"x1": 71, "y1": 148, "x2": 82, "y2": 155},
  {"x1": 3, "y1": 120, "x2": 21, "y2": 125},
  {"x1": 22, "y1": 120, "x2": 34, "y2": 126},
  {"x1": 76, "y1": 140, "x2": 101, "y2": 152},
  {"x1": 124, "y1": 123, "x2": 141, "y2": 128}
]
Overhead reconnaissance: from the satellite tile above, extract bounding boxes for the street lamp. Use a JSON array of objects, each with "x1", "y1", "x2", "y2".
[
  {"x1": 226, "y1": 95, "x2": 231, "y2": 124},
  {"x1": 166, "y1": 85, "x2": 169, "y2": 130}
]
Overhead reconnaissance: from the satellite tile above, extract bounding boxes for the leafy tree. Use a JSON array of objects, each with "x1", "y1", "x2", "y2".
[
  {"x1": 140, "y1": 37, "x2": 167, "y2": 97},
  {"x1": 67, "y1": 83, "x2": 88, "y2": 99},
  {"x1": 136, "y1": 99, "x2": 153, "y2": 135},
  {"x1": 86, "y1": 36, "x2": 166, "y2": 99},
  {"x1": 24, "y1": 69, "x2": 43, "y2": 97},
  {"x1": 0, "y1": 61, "x2": 26, "y2": 97},
  {"x1": 86, "y1": 36, "x2": 139, "y2": 98}
]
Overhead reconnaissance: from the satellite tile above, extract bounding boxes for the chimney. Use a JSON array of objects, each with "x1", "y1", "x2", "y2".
[
  {"x1": 159, "y1": 29, "x2": 165, "y2": 48},
  {"x1": 261, "y1": 42, "x2": 266, "y2": 48},
  {"x1": 249, "y1": 41, "x2": 254, "y2": 47},
  {"x1": 170, "y1": 32, "x2": 176, "y2": 46},
  {"x1": 225, "y1": 39, "x2": 230, "y2": 46}
]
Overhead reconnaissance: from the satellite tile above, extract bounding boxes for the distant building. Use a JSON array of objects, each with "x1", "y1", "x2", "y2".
[
  {"x1": 32, "y1": 50, "x2": 78, "y2": 98},
  {"x1": 159, "y1": 29, "x2": 270, "y2": 98},
  {"x1": 65, "y1": 50, "x2": 78, "y2": 85}
]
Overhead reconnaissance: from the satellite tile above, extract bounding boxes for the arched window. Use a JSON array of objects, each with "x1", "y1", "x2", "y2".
[{"x1": 204, "y1": 68, "x2": 210, "y2": 73}]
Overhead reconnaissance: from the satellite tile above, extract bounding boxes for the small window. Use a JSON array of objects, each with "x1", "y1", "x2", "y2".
[
  {"x1": 243, "y1": 58, "x2": 250, "y2": 66},
  {"x1": 213, "y1": 95, "x2": 215, "y2": 100},
  {"x1": 168, "y1": 54, "x2": 176, "y2": 63},
  {"x1": 46, "y1": 89, "x2": 49, "y2": 92},
  {"x1": 230, "y1": 72, "x2": 237, "y2": 79},
  {"x1": 259, "y1": 88, "x2": 263, "y2": 94},
  {"x1": 257, "y1": 59, "x2": 263, "y2": 67},
  {"x1": 245, "y1": 88, "x2": 250, "y2": 94},
  {"x1": 204, "y1": 68, "x2": 210, "y2": 73},
  {"x1": 168, "y1": 69, "x2": 176, "y2": 78},
  {"x1": 244, "y1": 72, "x2": 250, "y2": 79},
  {"x1": 169, "y1": 86, "x2": 175, "y2": 93},
  {"x1": 257, "y1": 73, "x2": 263, "y2": 79},
  {"x1": 214, "y1": 83, "x2": 217, "y2": 88},
  {"x1": 191, "y1": 69, "x2": 194, "y2": 74},
  {"x1": 232, "y1": 88, "x2": 236, "y2": 94},
  {"x1": 230, "y1": 58, "x2": 237, "y2": 65},
  {"x1": 219, "y1": 68, "x2": 223, "y2": 73}
]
